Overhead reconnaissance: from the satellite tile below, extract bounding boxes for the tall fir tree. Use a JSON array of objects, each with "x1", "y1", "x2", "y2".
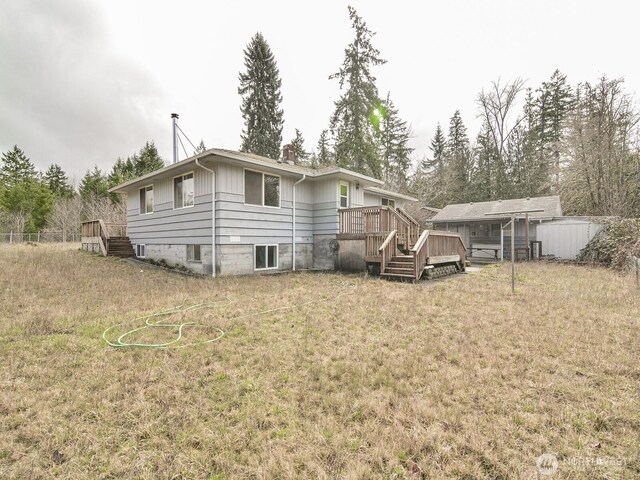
[
  {"x1": 196, "y1": 140, "x2": 207, "y2": 153},
  {"x1": 290, "y1": 129, "x2": 309, "y2": 164},
  {"x1": 533, "y1": 69, "x2": 573, "y2": 188},
  {"x1": 419, "y1": 124, "x2": 447, "y2": 205},
  {"x1": 0, "y1": 145, "x2": 38, "y2": 189},
  {"x1": 316, "y1": 130, "x2": 333, "y2": 166},
  {"x1": 238, "y1": 32, "x2": 284, "y2": 160},
  {"x1": 471, "y1": 123, "x2": 497, "y2": 202},
  {"x1": 444, "y1": 111, "x2": 473, "y2": 204},
  {"x1": 43, "y1": 164, "x2": 74, "y2": 198},
  {"x1": 377, "y1": 92, "x2": 413, "y2": 190},
  {"x1": 329, "y1": 6, "x2": 386, "y2": 177}
]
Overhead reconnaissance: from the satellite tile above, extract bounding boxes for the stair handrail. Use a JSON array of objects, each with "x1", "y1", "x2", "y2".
[
  {"x1": 410, "y1": 229, "x2": 430, "y2": 280},
  {"x1": 378, "y1": 230, "x2": 397, "y2": 275},
  {"x1": 396, "y1": 207, "x2": 420, "y2": 245},
  {"x1": 386, "y1": 207, "x2": 411, "y2": 246},
  {"x1": 97, "y1": 219, "x2": 109, "y2": 256}
]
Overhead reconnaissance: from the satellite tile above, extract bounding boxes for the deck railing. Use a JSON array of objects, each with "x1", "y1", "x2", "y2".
[
  {"x1": 339, "y1": 206, "x2": 413, "y2": 246},
  {"x1": 411, "y1": 230, "x2": 467, "y2": 279},
  {"x1": 81, "y1": 220, "x2": 127, "y2": 256}
]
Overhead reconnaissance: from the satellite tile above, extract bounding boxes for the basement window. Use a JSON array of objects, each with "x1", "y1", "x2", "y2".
[
  {"x1": 255, "y1": 244, "x2": 278, "y2": 270},
  {"x1": 136, "y1": 244, "x2": 146, "y2": 258},
  {"x1": 139, "y1": 185, "x2": 154, "y2": 214},
  {"x1": 187, "y1": 244, "x2": 201, "y2": 263},
  {"x1": 174, "y1": 172, "x2": 194, "y2": 209},
  {"x1": 244, "y1": 169, "x2": 280, "y2": 207}
]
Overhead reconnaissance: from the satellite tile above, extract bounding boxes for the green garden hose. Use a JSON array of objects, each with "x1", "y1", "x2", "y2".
[{"x1": 103, "y1": 282, "x2": 358, "y2": 349}]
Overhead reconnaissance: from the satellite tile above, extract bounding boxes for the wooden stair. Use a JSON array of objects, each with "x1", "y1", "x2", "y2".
[
  {"x1": 107, "y1": 236, "x2": 135, "y2": 258},
  {"x1": 381, "y1": 254, "x2": 416, "y2": 280}
]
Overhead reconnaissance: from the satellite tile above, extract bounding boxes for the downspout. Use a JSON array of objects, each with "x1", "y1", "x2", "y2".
[
  {"x1": 195, "y1": 159, "x2": 216, "y2": 277},
  {"x1": 292, "y1": 174, "x2": 306, "y2": 271}
]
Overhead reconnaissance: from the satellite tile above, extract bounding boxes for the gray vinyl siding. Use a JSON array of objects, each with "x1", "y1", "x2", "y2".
[
  {"x1": 126, "y1": 168, "x2": 213, "y2": 246},
  {"x1": 312, "y1": 178, "x2": 339, "y2": 235},
  {"x1": 214, "y1": 162, "x2": 314, "y2": 246}
]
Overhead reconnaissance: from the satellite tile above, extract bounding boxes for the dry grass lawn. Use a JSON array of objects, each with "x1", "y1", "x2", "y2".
[{"x1": 0, "y1": 244, "x2": 639, "y2": 479}]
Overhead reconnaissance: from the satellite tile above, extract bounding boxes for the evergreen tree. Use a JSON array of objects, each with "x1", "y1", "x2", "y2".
[
  {"x1": 444, "y1": 111, "x2": 473, "y2": 204},
  {"x1": 377, "y1": 92, "x2": 413, "y2": 190},
  {"x1": 290, "y1": 129, "x2": 309, "y2": 163},
  {"x1": 238, "y1": 32, "x2": 284, "y2": 160},
  {"x1": 419, "y1": 123, "x2": 447, "y2": 205},
  {"x1": 0, "y1": 145, "x2": 37, "y2": 189},
  {"x1": 316, "y1": 130, "x2": 333, "y2": 166},
  {"x1": 0, "y1": 146, "x2": 52, "y2": 232},
  {"x1": 472, "y1": 123, "x2": 498, "y2": 201},
  {"x1": 329, "y1": 6, "x2": 386, "y2": 177},
  {"x1": 80, "y1": 167, "x2": 110, "y2": 199},
  {"x1": 135, "y1": 141, "x2": 165, "y2": 176},
  {"x1": 43, "y1": 164, "x2": 74, "y2": 198},
  {"x1": 533, "y1": 69, "x2": 573, "y2": 188},
  {"x1": 196, "y1": 140, "x2": 207, "y2": 153}
]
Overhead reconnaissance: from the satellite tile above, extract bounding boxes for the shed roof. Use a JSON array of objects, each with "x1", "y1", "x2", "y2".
[{"x1": 432, "y1": 195, "x2": 563, "y2": 222}]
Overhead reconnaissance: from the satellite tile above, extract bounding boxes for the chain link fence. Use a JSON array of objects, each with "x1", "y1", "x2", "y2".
[{"x1": 0, "y1": 231, "x2": 81, "y2": 243}]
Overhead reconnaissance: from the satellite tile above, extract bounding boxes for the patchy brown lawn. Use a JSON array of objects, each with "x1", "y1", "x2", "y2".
[{"x1": 0, "y1": 244, "x2": 639, "y2": 479}]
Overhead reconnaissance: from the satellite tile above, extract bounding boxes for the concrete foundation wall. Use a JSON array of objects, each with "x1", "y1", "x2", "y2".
[
  {"x1": 215, "y1": 243, "x2": 313, "y2": 276},
  {"x1": 145, "y1": 244, "x2": 214, "y2": 275},
  {"x1": 335, "y1": 239, "x2": 366, "y2": 272},
  {"x1": 142, "y1": 242, "x2": 313, "y2": 276},
  {"x1": 313, "y1": 234, "x2": 337, "y2": 270}
]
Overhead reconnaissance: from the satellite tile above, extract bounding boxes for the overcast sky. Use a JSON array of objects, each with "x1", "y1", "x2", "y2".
[{"x1": 1, "y1": 0, "x2": 639, "y2": 184}]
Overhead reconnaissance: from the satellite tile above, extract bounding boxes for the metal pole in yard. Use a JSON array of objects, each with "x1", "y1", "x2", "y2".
[{"x1": 511, "y1": 214, "x2": 515, "y2": 293}]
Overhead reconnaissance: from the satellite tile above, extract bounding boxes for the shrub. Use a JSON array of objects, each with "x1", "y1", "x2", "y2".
[{"x1": 577, "y1": 217, "x2": 640, "y2": 269}]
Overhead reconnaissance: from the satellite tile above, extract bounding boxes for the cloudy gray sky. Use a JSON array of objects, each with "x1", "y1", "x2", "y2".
[{"x1": 1, "y1": 0, "x2": 638, "y2": 183}]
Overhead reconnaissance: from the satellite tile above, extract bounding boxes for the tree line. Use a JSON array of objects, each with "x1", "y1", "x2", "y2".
[
  {"x1": 0, "y1": 142, "x2": 164, "y2": 236},
  {"x1": 237, "y1": 6, "x2": 640, "y2": 217},
  {"x1": 3, "y1": 4, "x2": 639, "y2": 234}
]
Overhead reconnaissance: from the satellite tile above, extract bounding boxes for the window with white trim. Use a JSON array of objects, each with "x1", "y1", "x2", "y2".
[
  {"x1": 244, "y1": 170, "x2": 280, "y2": 207},
  {"x1": 339, "y1": 181, "x2": 349, "y2": 208},
  {"x1": 139, "y1": 185, "x2": 154, "y2": 214},
  {"x1": 136, "y1": 244, "x2": 146, "y2": 258},
  {"x1": 187, "y1": 244, "x2": 201, "y2": 262},
  {"x1": 174, "y1": 173, "x2": 194, "y2": 209},
  {"x1": 381, "y1": 197, "x2": 395, "y2": 208},
  {"x1": 255, "y1": 244, "x2": 278, "y2": 270}
]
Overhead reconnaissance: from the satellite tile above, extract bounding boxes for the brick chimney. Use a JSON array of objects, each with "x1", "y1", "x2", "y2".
[{"x1": 282, "y1": 144, "x2": 296, "y2": 164}]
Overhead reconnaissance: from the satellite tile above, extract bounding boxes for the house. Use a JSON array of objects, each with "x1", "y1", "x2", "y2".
[
  {"x1": 431, "y1": 196, "x2": 563, "y2": 260},
  {"x1": 101, "y1": 148, "x2": 423, "y2": 276}
]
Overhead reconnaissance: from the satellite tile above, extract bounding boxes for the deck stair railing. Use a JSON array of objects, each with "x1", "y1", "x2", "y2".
[
  {"x1": 81, "y1": 220, "x2": 131, "y2": 257},
  {"x1": 379, "y1": 230, "x2": 398, "y2": 275}
]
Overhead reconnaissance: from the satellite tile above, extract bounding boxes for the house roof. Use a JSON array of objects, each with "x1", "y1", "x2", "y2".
[
  {"x1": 363, "y1": 186, "x2": 418, "y2": 202},
  {"x1": 109, "y1": 148, "x2": 385, "y2": 193},
  {"x1": 432, "y1": 195, "x2": 563, "y2": 222}
]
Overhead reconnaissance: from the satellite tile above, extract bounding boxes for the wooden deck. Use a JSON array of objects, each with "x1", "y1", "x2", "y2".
[{"x1": 337, "y1": 206, "x2": 466, "y2": 281}]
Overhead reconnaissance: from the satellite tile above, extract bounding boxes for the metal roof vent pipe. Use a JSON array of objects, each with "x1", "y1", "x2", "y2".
[{"x1": 171, "y1": 113, "x2": 179, "y2": 164}]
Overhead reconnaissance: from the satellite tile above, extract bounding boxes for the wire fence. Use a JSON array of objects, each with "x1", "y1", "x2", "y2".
[{"x1": 0, "y1": 231, "x2": 82, "y2": 243}]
